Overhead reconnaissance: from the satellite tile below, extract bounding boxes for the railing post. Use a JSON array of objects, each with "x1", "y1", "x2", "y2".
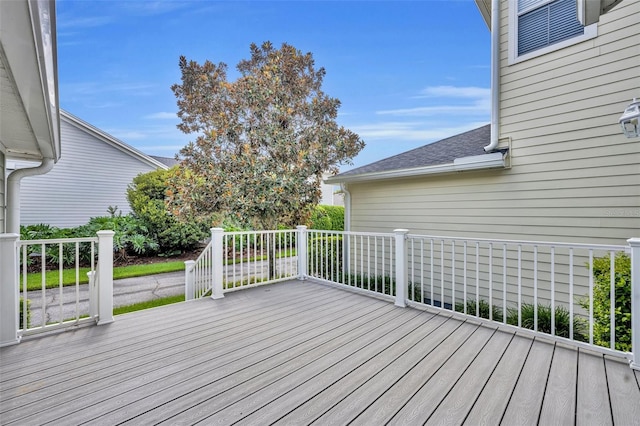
[
  {"x1": 629, "y1": 238, "x2": 640, "y2": 370},
  {"x1": 0, "y1": 234, "x2": 20, "y2": 346},
  {"x1": 184, "y1": 260, "x2": 195, "y2": 300},
  {"x1": 96, "y1": 230, "x2": 114, "y2": 325},
  {"x1": 297, "y1": 225, "x2": 308, "y2": 280},
  {"x1": 211, "y1": 228, "x2": 225, "y2": 299},
  {"x1": 394, "y1": 229, "x2": 409, "y2": 308}
]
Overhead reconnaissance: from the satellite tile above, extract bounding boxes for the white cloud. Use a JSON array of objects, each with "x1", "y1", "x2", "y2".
[
  {"x1": 144, "y1": 112, "x2": 178, "y2": 120},
  {"x1": 418, "y1": 85, "x2": 490, "y2": 99},
  {"x1": 350, "y1": 121, "x2": 489, "y2": 142},
  {"x1": 377, "y1": 85, "x2": 491, "y2": 117}
]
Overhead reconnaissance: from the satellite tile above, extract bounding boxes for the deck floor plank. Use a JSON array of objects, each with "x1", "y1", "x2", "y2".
[
  {"x1": 197, "y1": 309, "x2": 430, "y2": 425},
  {"x1": 274, "y1": 314, "x2": 459, "y2": 425},
  {"x1": 576, "y1": 350, "x2": 613, "y2": 426},
  {"x1": 538, "y1": 343, "x2": 578, "y2": 426},
  {"x1": 14, "y1": 290, "x2": 389, "y2": 425},
  {"x1": 113, "y1": 302, "x2": 407, "y2": 425},
  {"x1": 0, "y1": 279, "x2": 636, "y2": 426},
  {"x1": 250, "y1": 313, "x2": 452, "y2": 426},
  {"x1": 462, "y1": 334, "x2": 534, "y2": 425},
  {"x1": 1, "y1": 289, "x2": 368, "y2": 423},
  {"x1": 500, "y1": 339, "x2": 555, "y2": 425},
  {"x1": 349, "y1": 321, "x2": 481, "y2": 426},
  {"x1": 386, "y1": 325, "x2": 498, "y2": 425},
  {"x1": 423, "y1": 330, "x2": 514, "y2": 426},
  {"x1": 604, "y1": 355, "x2": 640, "y2": 425}
]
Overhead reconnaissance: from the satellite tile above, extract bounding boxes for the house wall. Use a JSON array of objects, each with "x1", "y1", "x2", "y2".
[
  {"x1": 16, "y1": 118, "x2": 160, "y2": 228},
  {"x1": 348, "y1": 0, "x2": 640, "y2": 247}
]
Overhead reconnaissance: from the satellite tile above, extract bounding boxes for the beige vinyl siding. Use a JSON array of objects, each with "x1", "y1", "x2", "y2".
[
  {"x1": 348, "y1": 0, "x2": 639, "y2": 245},
  {"x1": 18, "y1": 118, "x2": 160, "y2": 228},
  {"x1": 0, "y1": 150, "x2": 4, "y2": 232}
]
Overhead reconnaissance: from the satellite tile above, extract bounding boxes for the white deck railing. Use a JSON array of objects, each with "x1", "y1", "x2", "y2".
[
  {"x1": 404, "y1": 235, "x2": 631, "y2": 352},
  {"x1": 184, "y1": 227, "x2": 639, "y2": 370},
  {"x1": 0, "y1": 231, "x2": 114, "y2": 346},
  {"x1": 185, "y1": 228, "x2": 300, "y2": 300},
  {"x1": 306, "y1": 229, "x2": 397, "y2": 301}
]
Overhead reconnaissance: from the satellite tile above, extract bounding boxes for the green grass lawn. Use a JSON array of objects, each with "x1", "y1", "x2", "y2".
[
  {"x1": 113, "y1": 294, "x2": 186, "y2": 315},
  {"x1": 21, "y1": 249, "x2": 297, "y2": 291},
  {"x1": 21, "y1": 261, "x2": 186, "y2": 291}
]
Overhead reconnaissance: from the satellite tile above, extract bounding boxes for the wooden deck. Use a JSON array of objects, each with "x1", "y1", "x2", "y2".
[{"x1": 1, "y1": 280, "x2": 639, "y2": 425}]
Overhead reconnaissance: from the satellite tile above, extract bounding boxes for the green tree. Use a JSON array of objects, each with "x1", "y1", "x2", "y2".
[
  {"x1": 168, "y1": 41, "x2": 364, "y2": 230},
  {"x1": 127, "y1": 168, "x2": 208, "y2": 255}
]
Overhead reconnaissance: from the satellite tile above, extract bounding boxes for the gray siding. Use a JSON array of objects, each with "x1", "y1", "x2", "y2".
[
  {"x1": 18, "y1": 118, "x2": 159, "y2": 228},
  {"x1": 347, "y1": 0, "x2": 640, "y2": 247},
  {"x1": 0, "y1": 150, "x2": 4, "y2": 232}
]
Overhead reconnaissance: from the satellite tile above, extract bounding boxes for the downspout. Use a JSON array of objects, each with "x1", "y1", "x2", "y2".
[
  {"x1": 6, "y1": 158, "x2": 55, "y2": 234},
  {"x1": 340, "y1": 182, "x2": 351, "y2": 232},
  {"x1": 484, "y1": 0, "x2": 501, "y2": 152}
]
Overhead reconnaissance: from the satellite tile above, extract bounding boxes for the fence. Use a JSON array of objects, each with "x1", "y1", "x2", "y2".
[
  {"x1": 185, "y1": 228, "x2": 300, "y2": 300},
  {"x1": 0, "y1": 231, "x2": 114, "y2": 346}
]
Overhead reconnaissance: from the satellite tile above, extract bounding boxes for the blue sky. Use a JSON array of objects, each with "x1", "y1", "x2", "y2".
[{"x1": 56, "y1": 0, "x2": 491, "y2": 170}]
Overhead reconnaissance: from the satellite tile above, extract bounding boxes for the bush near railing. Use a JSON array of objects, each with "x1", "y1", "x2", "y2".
[
  {"x1": 19, "y1": 298, "x2": 30, "y2": 329},
  {"x1": 580, "y1": 252, "x2": 631, "y2": 351},
  {"x1": 308, "y1": 235, "x2": 343, "y2": 280},
  {"x1": 308, "y1": 205, "x2": 345, "y2": 231}
]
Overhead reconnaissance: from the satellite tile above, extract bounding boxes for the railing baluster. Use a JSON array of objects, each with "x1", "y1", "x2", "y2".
[
  {"x1": 550, "y1": 246, "x2": 555, "y2": 336},
  {"x1": 534, "y1": 245, "x2": 538, "y2": 333},
  {"x1": 488, "y1": 242, "x2": 493, "y2": 321},
  {"x1": 569, "y1": 248, "x2": 574, "y2": 340},
  {"x1": 463, "y1": 241, "x2": 468, "y2": 314},
  {"x1": 502, "y1": 244, "x2": 507, "y2": 324}
]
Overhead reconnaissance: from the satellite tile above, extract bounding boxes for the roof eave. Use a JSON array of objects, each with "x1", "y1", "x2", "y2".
[
  {"x1": 0, "y1": 0, "x2": 60, "y2": 161},
  {"x1": 474, "y1": 0, "x2": 492, "y2": 29},
  {"x1": 60, "y1": 110, "x2": 169, "y2": 170},
  {"x1": 325, "y1": 152, "x2": 506, "y2": 184}
]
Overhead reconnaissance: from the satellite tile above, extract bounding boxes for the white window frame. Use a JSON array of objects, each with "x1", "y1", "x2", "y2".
[{"x1": 508, "y1": 0, "x2": 597, "y2": 65}]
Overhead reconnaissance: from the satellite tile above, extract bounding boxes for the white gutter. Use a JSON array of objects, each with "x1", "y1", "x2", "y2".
[
  {"x1": 484, "y1": 0, "x2": 501, "y2": 153},
  {"x1": 325, "y1": 152, "x2": 505, "y2": 184},
  {"x1": 6, "y1": 158, "x2": 55, "y2": 233},
  {"x1": 340, "y1": 183, "x2": 351, "y2": 232}
]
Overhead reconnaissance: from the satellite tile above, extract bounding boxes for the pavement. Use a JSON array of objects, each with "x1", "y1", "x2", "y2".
[{"x1": 26, "y1": 271, "x2": 186, "y2": 326}]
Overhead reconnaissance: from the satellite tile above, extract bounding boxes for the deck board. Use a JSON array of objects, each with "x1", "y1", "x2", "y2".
[
  {"x1": 576, "y1": 351, "x2": 613, "y2": 426},
  {"x1": 1, "y1": 279, "x2": 638, "y2": 425},
  {"x1": 538, "y1": 343, "x2": 578, "y2": 425},
  {"x1": 604, "y1": 355, "x2": 640, "y2": 425}
]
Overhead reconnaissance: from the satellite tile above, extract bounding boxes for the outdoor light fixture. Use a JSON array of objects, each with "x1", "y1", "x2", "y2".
[{"x1": 619, "y1": 98, "x2": 640, "y2": 138}]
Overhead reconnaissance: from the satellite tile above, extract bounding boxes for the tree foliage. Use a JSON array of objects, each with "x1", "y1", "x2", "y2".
[
  {"x1": 127, "y1": 168, "x2": 208, "y2": 255},
  {"x1": 169, "y1": 41, "x2": 364, "y2": 229}
]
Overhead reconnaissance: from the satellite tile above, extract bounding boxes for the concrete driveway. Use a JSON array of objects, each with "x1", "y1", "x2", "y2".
[{"x1": 26, "y1": 271, "x2": 185, "y2": 327}]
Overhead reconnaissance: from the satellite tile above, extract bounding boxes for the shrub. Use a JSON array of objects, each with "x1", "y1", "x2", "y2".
[
  {"x1": 308, "y1": 235, "x2": 343, "y2": 280},
  {"x1": 127, "y1": 168, "x2": 208, "y2": 255},
  {"x1": 19, "y1": 298, "x2": 31, "y2": 329},
  {"x1": 308, "y1": 205, "x2": 345, "y2": 231},
  {"x1": 506, "y1": 303, "x2": 587, "y2": 341},
  {"x1": 455, "y1": 299, "x2": 504, "y2": 322},
  {"x1": 579, "y1": 253, "x2": 631, "y2": 351}
]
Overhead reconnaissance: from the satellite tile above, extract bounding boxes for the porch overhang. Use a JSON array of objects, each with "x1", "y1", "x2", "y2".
[{"x1": 0, "y1": 0, "x2": 60, "y2": 161}]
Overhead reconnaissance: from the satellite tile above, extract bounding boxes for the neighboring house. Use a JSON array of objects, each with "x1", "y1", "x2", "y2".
[
  {"x1": 327, "y1": 0, "x2": 639, "y2": 246},
  {"x1": 9, "y1": 110, "x2": 170, "y2": 228},
  {"x1": 0, "y1": 0, "x2": 60, "y2": 234},
  {"x1": 320, "y1": 173, "x2": 345, "y2": 206}
]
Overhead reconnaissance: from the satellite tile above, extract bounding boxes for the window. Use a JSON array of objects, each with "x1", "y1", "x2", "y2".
[{"x1": 509, "y1": 0, "x2": 597, "y2": 63}]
